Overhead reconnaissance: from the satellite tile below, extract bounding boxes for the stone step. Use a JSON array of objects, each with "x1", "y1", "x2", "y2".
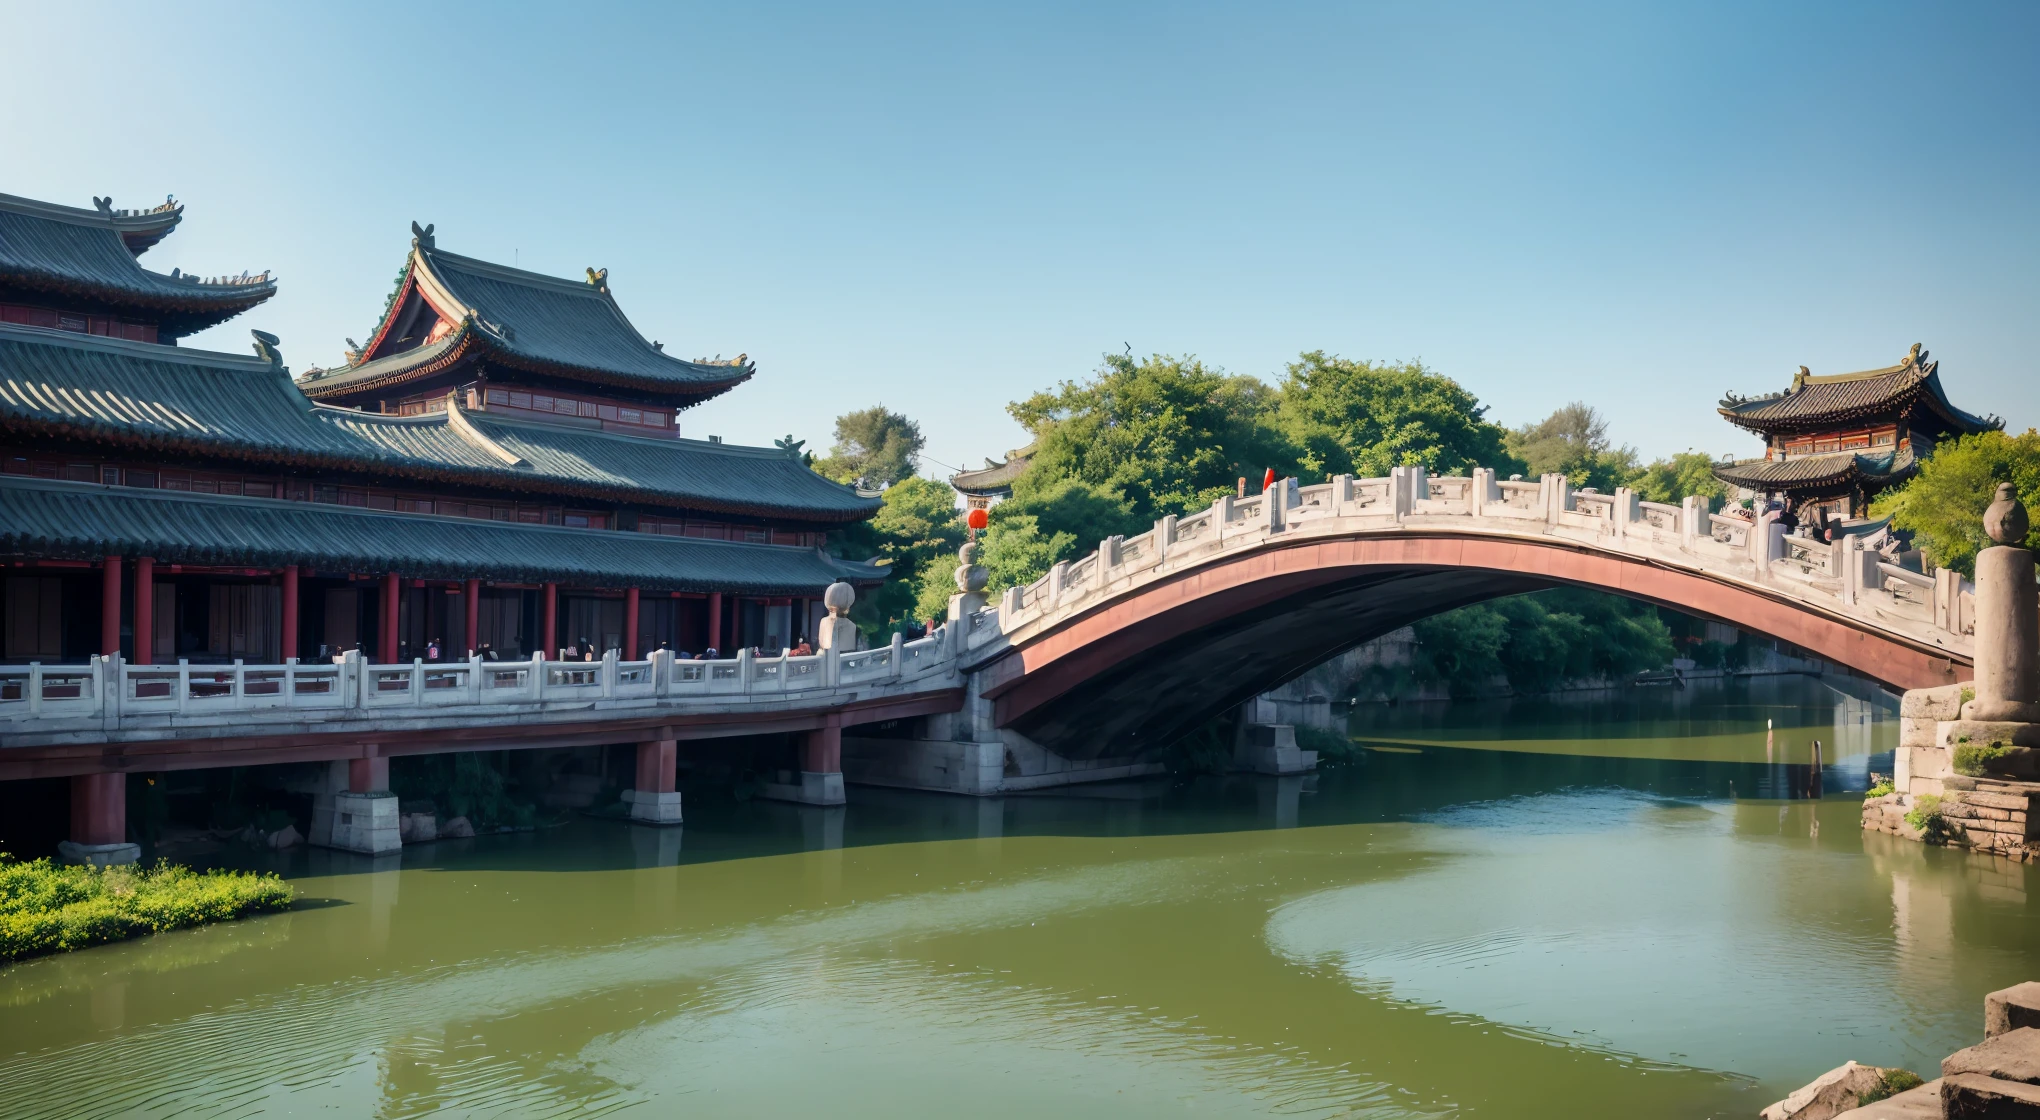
[
  {"x1": 1946, "y1": 1027, "x2": 2040, "y2": 1085},
  {"x1": 1833, "y1": 1079, "x2": 1941, "y2": 1119},
  {"x1": 1990, "y1": 985, "x2": 2040, "y2": 1037},
  {"x1": 1942, "y1": 1071, "x2": 2040, "y2": 1116}
]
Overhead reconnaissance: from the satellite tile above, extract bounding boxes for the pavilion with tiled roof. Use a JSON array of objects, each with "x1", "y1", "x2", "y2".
[
  {"x1": 950, "y1": 441, "x2": 1036, "y2": 510},
  {"x1": 1712, "y1": 344, "x2": 2000, "y2": 520},
  {"x1": 299, "y1": 223, "x2": 753, "y2": 430},
  {"x1": 0, "y1": 193, "x2": 885, "y2": 670},
  {"x1": 0, "y1": 191, "x2": 276, "y2": 342}
]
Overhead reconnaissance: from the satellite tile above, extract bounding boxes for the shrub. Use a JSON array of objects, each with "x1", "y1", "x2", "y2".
[
  {"x1": 1866, "y1": 781, "x2": 1895, "y2": 799},
  {"x1": 1953, "y1": 742, "x2": 2016, "y2": 777},
  {"x1": 1904, "y1": 795, "x2": 1945, "y2": 835},
  {"x1": 0, "y1": 855, "x2": 293, "y2": 963},
  {"x1": 1858, "y1": 1069, "x2": 1925, "y2": 1106},
  {"x1": 1293, "y1": 724, "x2": 1362, "y2": 767}
]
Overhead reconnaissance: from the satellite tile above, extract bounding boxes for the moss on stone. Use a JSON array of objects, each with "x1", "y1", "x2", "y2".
[
  {"x1": 1953, "y1": 742, "x2": 2017, "y2": 777},
  {"x1": 1858, "y1": 1069, "x2": 1925, "y2": 1106}
]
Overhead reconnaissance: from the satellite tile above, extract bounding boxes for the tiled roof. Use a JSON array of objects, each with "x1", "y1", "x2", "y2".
[
  {"x1": 0, "y1": 323, "x2": 881, "y2": 523},
  {"x1": 0, "y1": 475, "x2": 884, "y2": 592},
  {"x1": 1711, "y1": 446, "x2": 1915, "y2": 490},
  {"x1": 1717, "y1": 345, "x2": 2000, "y2": 436},
  {"x1": 951, "y1": 442, "x2": 1036, "y2": 494},
  {"x1": 300, "y1": 240, "x2": 754, "y2": 404},
  {"x1": 0, "y1": 192, "x2": 275, "y2": 338}
]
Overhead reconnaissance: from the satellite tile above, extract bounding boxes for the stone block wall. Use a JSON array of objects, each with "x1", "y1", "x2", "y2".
[{"x1": 1873, "y1": 682, "x2": 2040, "y2": 861}]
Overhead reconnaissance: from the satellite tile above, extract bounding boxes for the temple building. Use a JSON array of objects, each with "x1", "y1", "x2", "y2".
[
  {"x1": 950, "y1": 441, "x2": 1035, "y2": 511},
  {"x1": 0, "y1": 191, "x2": 884, "y2": 667},
  {"x1": 1712, "y1": 344, "x2": 2001, "y2": 521}
]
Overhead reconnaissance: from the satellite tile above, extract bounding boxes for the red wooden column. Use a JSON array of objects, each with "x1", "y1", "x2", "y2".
[
  {"x1": 349, "y1": 755, "x2": 390, "y2": 794},
  {"x1": 629, "y1": 738, "x2": 682, "y2": 823},
  {"x1": 635, "y1": 739, "x2": 676, "y2": 794},
  {"x1": 802, "y1": 716, "x2": 842, "y2": 774},
  {"x1": 464, "y1": 578, "x2": 480, "y2": 655},
  {"x1": 380, "y1": 572, "x2": 400, "y2": 663},
  {"x1": 280, "y1": 564, "x2": 299, "y2": 661},
  {"x1": 70, "y1": 773, "x2": 125, "y2": 846},
  {"x1": 133, "y1": 558, "x2": 154, "y2": 665},
  {"x1": 101, "y1": 553, "x2": 122, "y2": 657},
  {"x1": 542, "y1": 582, "x2": 559, "y2": 656},
  {"x1": 706, "y1": 592, "x2": 723, "y2": 653},
  {"x1": 625, "y1": 587, "x2": 641, "y2": 659}
]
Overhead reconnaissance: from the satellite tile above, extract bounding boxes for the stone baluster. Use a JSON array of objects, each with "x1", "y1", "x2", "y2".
[
  {"x1": 1154, "y1": 514, "x2": 1177, "y2": 563},
  {"x1": 1333, "y1": 473, "x2": 1355, "y2": 511},
  {"x1": 1680, "y1": 496, "x2": 1704, "y2": 552},
  {"x1": 1613, "y1": 486, "x2": 1637, "y2": 540},
  {"x1": 1048, "y1": 559, "x2": 1070, "y2": 601},
  {"x1": 1967, "y1": 484, "x2": 2037, "y2": 722},
  {"x1": 1000, "y1": 584, "x2": 1022, "y2": 618},
  {"x1": 1470, "y1": 468, "x2": 1493, "y2": 517}
]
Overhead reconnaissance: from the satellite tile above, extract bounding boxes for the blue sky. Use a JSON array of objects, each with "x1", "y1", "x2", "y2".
[{"x1": 4, "y1": 1, "x2": 2034, "y2": 477}]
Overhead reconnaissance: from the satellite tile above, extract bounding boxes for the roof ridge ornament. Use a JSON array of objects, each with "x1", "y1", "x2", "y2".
[
  {"x1": 93, "y1": 196, "x2": 113, "y2": 215},
  {"x1": 774, "y1": 434, "x2": 807, "y2": 461},
  {"x1": 585, "y1": 267, "x2": 608, "y2": 292},
  {"x1": 250, "y1": 329, "x2": 285, "y2": 372},
  {"x1": 411, "y1": 221, "x2": 435, "y2": 250}
]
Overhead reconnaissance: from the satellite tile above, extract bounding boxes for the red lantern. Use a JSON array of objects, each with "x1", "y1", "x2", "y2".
[{"x1": 966, "y1": 507, "x2": 989, "y2": 531}]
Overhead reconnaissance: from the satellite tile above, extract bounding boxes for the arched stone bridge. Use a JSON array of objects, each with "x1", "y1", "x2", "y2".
[
  {"x1": 0, "y1": 466, "x2": 1975, "y2": 799},
  {"x1": 950, "y1": 466, "x2": 1975, "y2": 758}
]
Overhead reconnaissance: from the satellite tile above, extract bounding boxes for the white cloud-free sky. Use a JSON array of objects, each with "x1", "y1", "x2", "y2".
[{"x1": 4, "y1": 1, "x2": 2034, "y2": 476}]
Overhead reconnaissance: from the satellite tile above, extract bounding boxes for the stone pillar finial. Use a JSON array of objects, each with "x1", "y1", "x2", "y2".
[
  {"x1": 823, "y1": 580, "x2": 855, "y2": 617},
  {"x1": 954, "y1": 541, "x2": 988, "y2": 594},
  {"x1": 1968, "y1": 482, "x2": 2040, "y2": 723},
  {"x1": 1985, "y1": 483, "x2": 2029, "y2": 547}
]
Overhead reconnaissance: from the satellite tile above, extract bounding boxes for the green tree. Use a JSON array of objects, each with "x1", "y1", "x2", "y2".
[
  {"x1": 1008, "y1": 352, "x2": 1293, "y2": 525},
  {"x1": 1506, "y1": 403, "x2": 1639, "y2": 491},
  {"x1": 812, "y1": 405, "x2": 925, "y2": 488},
  {"x1": 1624, "y1": 451, "x2": 1729, "y2": 510},
  {"x1": 1871, "y1": 429, "x2": 2040, "y2": 575},
  {"x1": 1276, "y1": 352, "x2": 1516, "y2": 478},
  {"x1": 829, "y1": 475, "x2": 963, "y2": 636},
  {"x1": 1410, "y1": 588, "x2": 1674, "y2": 696}
]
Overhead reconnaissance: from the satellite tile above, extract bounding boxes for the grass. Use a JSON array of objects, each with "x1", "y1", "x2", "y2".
[
  {"x1": 0, "y1": 854, "x2": 294, "y2": 964},
  {"x1": 1905, "y1": 795, "x2": 1945, "y2": 836},
  {"x1": 1858, "y1": 1069, "x2": 1925, "y2": 1105},
  {"x1": 1865, "y1": 780, "x2": 1895, "y2": 799},
  {"x1": 1953, "y1": 742, "x2": 2017, "y2": 777}
]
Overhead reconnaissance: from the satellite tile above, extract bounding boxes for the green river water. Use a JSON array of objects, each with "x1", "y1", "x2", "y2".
[{"x1": 2, "y1": 675, "x2": 2034, "y2": 1118}]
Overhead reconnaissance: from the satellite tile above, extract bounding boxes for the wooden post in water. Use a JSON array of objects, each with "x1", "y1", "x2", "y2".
[
  {"x1": 1766, "y1": 719, "x2": 1774, "y2": 764},
  {"x1": 1808, "y1": 740, "x2": 1823, "y2": 799}
]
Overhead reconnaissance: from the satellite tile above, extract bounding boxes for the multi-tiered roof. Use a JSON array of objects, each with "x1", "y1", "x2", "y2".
[
  {"x1": 299, "y1": 224, "x2": 752, "y2": 419},
  {"x1": 1712, "y1": 344, "x2": 2000, "y2": 506},
  {"x1": 0, "y1": 191, "x2": 276, "y2": 341}
]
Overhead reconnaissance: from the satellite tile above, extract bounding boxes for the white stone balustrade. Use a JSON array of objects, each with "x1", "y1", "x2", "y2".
[
  {"x1": 0, "y1": 466, "x2": 1979, "y2": 747},
  {"x1": 0, "y1": 629, "x2": 961, "y2": 747}
]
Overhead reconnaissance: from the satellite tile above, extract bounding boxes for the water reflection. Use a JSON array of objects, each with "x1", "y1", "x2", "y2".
[{"x1": 0, "y1": 675, "x2": 2027, "y2": 1120}]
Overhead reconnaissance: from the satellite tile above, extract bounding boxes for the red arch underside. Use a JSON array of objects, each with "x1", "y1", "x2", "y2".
[{"x1": 981, "y1": 533, "x2": 1969, "y2": 738}]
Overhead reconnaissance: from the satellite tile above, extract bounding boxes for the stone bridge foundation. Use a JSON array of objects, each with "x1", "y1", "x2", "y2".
[
  {"x1": 840, "y1": 671, "x2": 1166, "y2": 796},
  {"x1": 327, "y1": 755, "x2": 401, "y2": 856}
]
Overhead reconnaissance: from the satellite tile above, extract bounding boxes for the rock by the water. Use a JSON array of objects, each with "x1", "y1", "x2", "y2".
[
  {"x1": 1763, "y1": 1061, "x2": 1892, "y2": 1120},
  {"x1": 399, "y1": 813, "x2": 438, "y2": 843},
  {"x1": 265, "y1": 824, "x2": 302, "y2": 850},
  {"x1": 439, "y1": 816, "x2": 476, "y2": 839}
]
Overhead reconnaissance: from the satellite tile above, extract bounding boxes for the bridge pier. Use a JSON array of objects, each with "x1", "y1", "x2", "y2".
[
  {"x1": 59, "y1": 773, "x2": 138, "y2": 867},
  {"x1": 624, "y1": 738, "x2": 683, "y2": 825},
  {"x1": 327, "y1": 753, "x2": 401, "y2": 855}
]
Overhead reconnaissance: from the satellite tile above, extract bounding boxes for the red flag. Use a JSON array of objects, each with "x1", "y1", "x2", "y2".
[{"x1": 1262, "y1": 468, "x2": 1276, "y2": 492}]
